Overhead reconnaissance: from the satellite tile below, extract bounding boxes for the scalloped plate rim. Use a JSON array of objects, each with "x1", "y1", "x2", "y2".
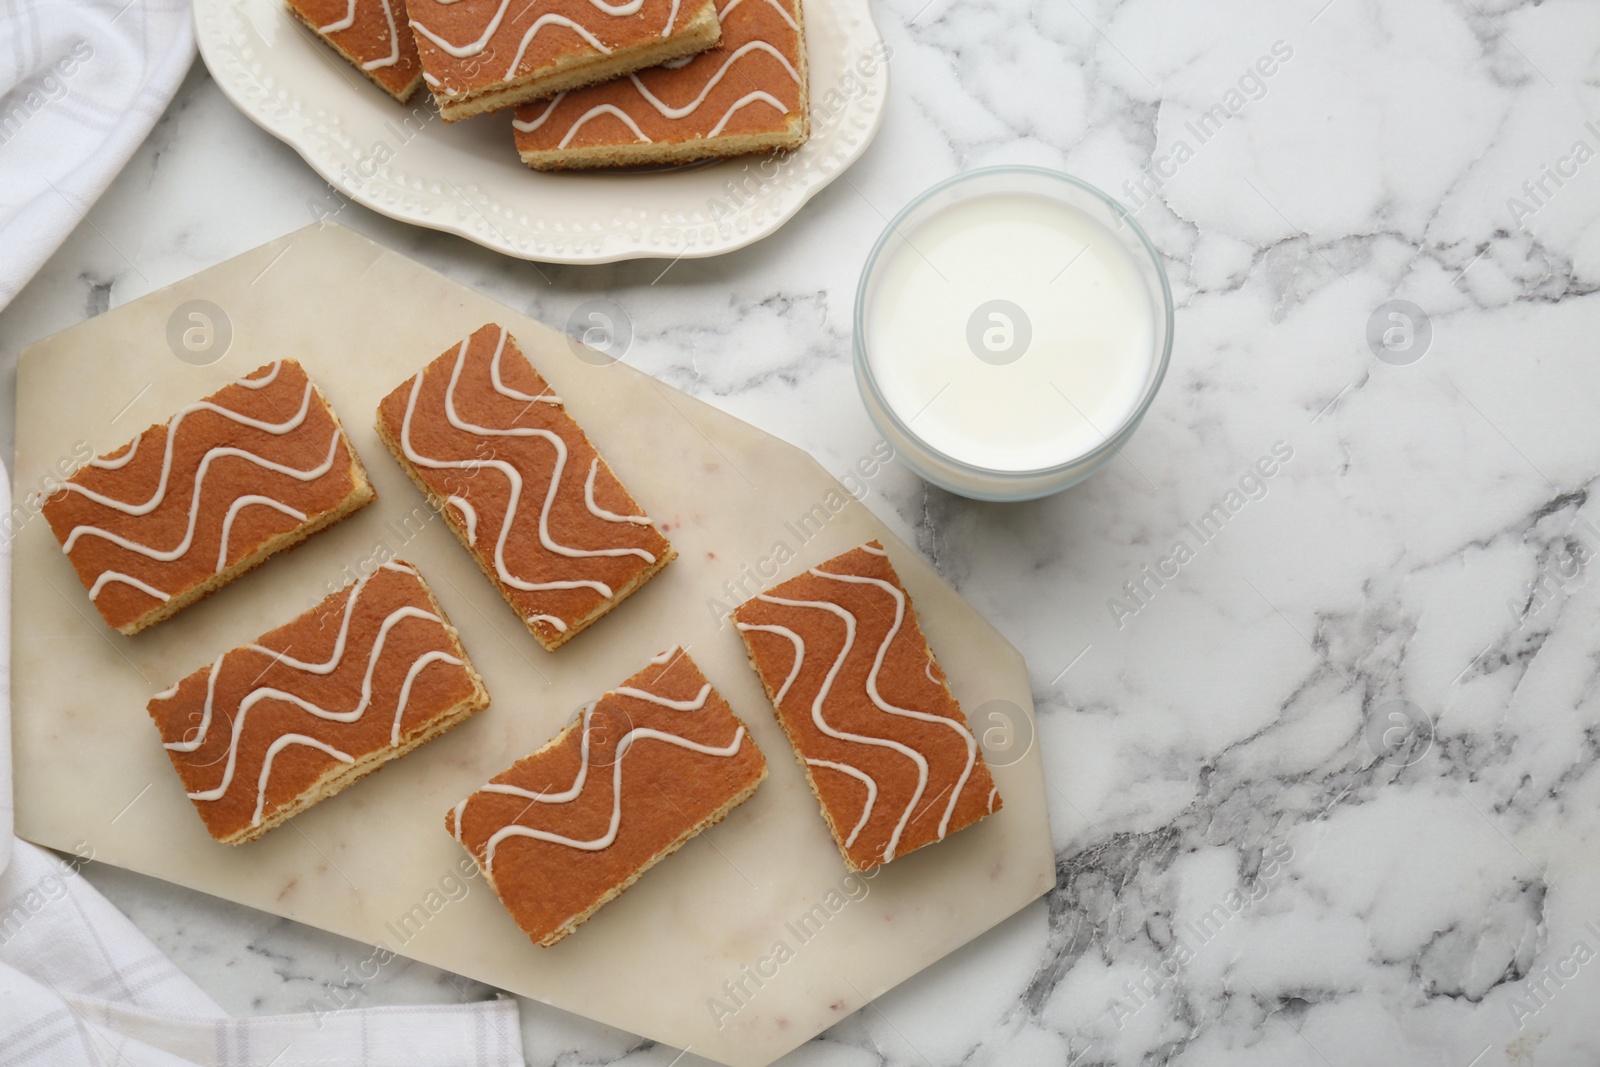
[{"x1": 192, "y1": 0, "x2": 888, "y2": 264}]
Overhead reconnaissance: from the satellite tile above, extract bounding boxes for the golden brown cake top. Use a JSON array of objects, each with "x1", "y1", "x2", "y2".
[
  {"x1": 732, "y1": 541, "x2": 1000, "y2": 870},
  {"x1": 449, "y1": 648, "x2": 766, "y2": 945},
  {"x1": 41, "y1": 360, "x2": 366, "y2": 633},
  {"x1": 512, "y1": 0, "x2": 804, "y2": 150},
  {"x1": 287, "y1": 0, "x2": 424, "y2": 98},
  {"x1": 148, "y1": 560, "x2": 481, "y2": 843},
  {"x1": 376, "y1": 323, "x2": 671, "y2": 646},
  {"x1": 408, "y1": 0, "x2": 694, "y2": 99}
]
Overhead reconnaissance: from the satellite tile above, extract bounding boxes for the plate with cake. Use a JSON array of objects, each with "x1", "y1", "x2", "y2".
[{"x1": 194, "y1": 0, "x2": 888, "y2": 263}]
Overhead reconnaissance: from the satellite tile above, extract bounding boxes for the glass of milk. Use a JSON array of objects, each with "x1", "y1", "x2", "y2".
[{"x1": 854, "y1": 166, "x2": 1173, "y2": 501}]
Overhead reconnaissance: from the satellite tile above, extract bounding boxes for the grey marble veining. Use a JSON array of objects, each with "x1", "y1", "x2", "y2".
[{"x1": 5, "y1": 0, "x2": 1600, "y2": 1064}]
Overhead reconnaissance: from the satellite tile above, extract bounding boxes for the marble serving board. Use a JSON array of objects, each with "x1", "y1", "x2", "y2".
[{"x1": 11, "y1": 222, "x2": 1054, "y2": 1067}]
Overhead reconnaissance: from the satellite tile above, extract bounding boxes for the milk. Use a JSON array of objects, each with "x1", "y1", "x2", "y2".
[{"x1": 862, "y1": 192, "x2": 1158, "y2": 474}]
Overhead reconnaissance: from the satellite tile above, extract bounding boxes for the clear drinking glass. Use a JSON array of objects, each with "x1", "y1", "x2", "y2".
[{"x1": 853, "y1": 166, "x2": 1174, "y2": 501}]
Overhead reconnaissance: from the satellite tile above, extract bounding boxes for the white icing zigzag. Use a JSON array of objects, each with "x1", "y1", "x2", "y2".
[
  {"x1": 411, "y1": 0, "x2": 675, "y2": 75},
  {"x1": 162, "y1": 562, "x2": 465, "y2": 829},
  {"x1": 704, "y1": 92, "x2": 788, "y2": 138},
  {"x1": 806, "y1": 757, "x2": 876, "y2": 848},
  {"x1": 399, "y1": 326, "x2": 654, "y2": 612},
  {"x1": 237, "y1": 360, "x2": 282, "y2": 390},
  {"x1": 613, "y1": 681, "x2": 711, "y2": 710},
  {"x1": 88, "y1": 434, "x2": 139, "y2": 471},
  {"x1": 65, "y1": 432, "x2": 341, "y2": 563},
  {"x1": 490, "y1": 336, "x2": 562, "y2": 405},
  {"x1": 751, "y1": 589, "x2": 927, "y2": 863},
  {"x1": 626, "y1": 41, "x2": 799, "y2": 119},
  {"x1": 480, "y1": 724, "x2": 745, "y2": 873},
  {"x1": 585, "y1": 458, "x2": 653, "y2": 525},
  {"x1": 59, "y1": 365, "x2": 350, "y2": 605},
  {"x1": 811, "y1": 566, "x2": 977, "y2": 840},
  {"x1": 734, "y1": 622, "x2": 804, "y2": 703},
  {"x1": 738, "y1": 555, "x2": 979, "y2": 862},
  {"x1": 90, "y1": 570, "x2": 171, "y2": 603},
  {"x1": 718, "y1": 0, "x2": 797, "y2": 30},
  {"x1": 511, "y1": 32, "x2": 801, "y2": 146},
  {"x1": 253, "y1": 735, "x2": 355, "y2": 827},
  {"x1": 449, "y1": 672, "x2": 747, "y2": 874},
  {"x1": 447, "y1": 495, "x2": 479, "y2": 544},
  {"x1": 63, "y1": 365, "x2": 308, "y2": 516},
  {"x1": 560, "y1": 104, "x2": 649, "y2": 150},
  {"x1": 318, "y1": 0, "x2": 403, "y2": 70},
  {"x1": 464, "y1": 702, "x2": 603, "y2": 816},
  {"x1": 512, "y1": 94, "x2": 567, "y2": 132},
  {"x1": 502, "y1": 16, "x2": 612, "y2": 80},
  {"x1": 319, "y1": 0, "x2": 361, "y2": 32}
]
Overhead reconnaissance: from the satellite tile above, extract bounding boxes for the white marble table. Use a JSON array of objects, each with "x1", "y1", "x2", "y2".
[{"x1": 5, "y1": 1, "x2": 1600, "y2": 1064}]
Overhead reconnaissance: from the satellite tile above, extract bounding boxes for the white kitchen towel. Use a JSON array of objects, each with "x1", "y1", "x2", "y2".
[
  {"x1": 0, "y1": 478, "x2": 524, "y2": 1057},
  {"x1": 0, "y1": 841, "x2": 526, "y2": 1066},
  {"x1": 0, "y1": 0, "x2": 196, "y2": 310}
]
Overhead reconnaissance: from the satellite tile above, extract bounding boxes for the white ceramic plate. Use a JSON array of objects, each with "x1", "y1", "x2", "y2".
[{"x1": 193, "y1": 0, "x2": 888, "y2": 263}]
